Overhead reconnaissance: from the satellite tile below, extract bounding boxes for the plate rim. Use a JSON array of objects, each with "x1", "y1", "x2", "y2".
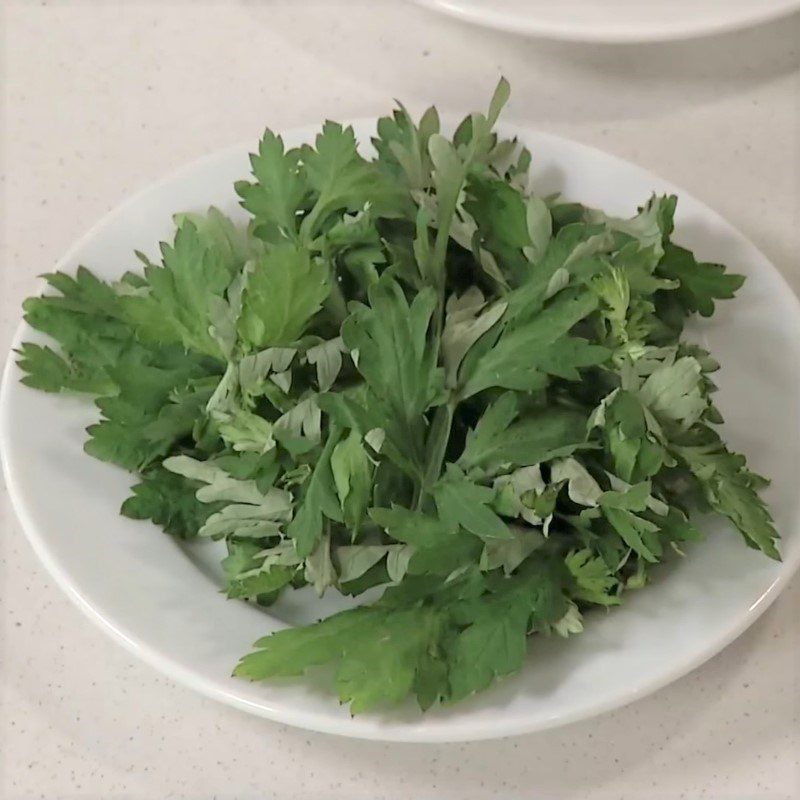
[
  {"x1": 3, "y1": 120, "x2": 800, "y2": 742},
  {"x1": 412, "y1": 0, "x2": 800, "y2": 43}
]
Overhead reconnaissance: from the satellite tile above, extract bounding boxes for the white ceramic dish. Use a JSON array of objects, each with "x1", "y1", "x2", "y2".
[
  {"x1": 2, "y1": 120, "x2": 800, "y2": 743},
  {"x1": 413, "y1": 0, "x2": 800, "y2": 42}
]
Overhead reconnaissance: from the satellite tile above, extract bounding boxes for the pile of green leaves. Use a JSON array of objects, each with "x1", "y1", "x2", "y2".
[{"x1": 17, "y1": 79, "x2": 777, "y2": 713}]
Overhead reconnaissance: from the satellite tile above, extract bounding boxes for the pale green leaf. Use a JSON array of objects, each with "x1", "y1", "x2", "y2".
[
  {"x1": 306, "y1": 337, "x2": 347, "y2": 392},
  {"x1": 237, "y1": 245, "x2": 329, "y2": 349},
  {"x1": 442, "y1": 288, "x2": 507, "y2": 387}
]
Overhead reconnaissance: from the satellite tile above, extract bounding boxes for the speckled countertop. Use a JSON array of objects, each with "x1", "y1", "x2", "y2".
[{"x1": 1, "y1": 2, "x2": 799, "y2": 798}]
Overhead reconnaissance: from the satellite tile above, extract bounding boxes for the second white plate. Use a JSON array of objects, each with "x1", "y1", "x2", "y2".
[{"x1": 414, "y1": 0, "x2": 800, "y2": 42}]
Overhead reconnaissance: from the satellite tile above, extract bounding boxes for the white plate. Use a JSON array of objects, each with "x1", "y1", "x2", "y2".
[
  {"x1": 414, "y1": 0, "x2": 800, "y2": 42},
  {"x1": 3, "y1": 120, "x2": 800, "y2": 743}
]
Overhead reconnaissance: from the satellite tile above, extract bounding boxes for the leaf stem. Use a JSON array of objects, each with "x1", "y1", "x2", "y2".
[{"x1": 416, "y1": 400, "x2": 455, "y2": 511}]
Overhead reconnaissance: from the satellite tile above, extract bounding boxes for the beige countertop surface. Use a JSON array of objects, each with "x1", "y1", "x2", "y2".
[{"x1": 1, "y1": 2, "x2": 799, "y2": 798}]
